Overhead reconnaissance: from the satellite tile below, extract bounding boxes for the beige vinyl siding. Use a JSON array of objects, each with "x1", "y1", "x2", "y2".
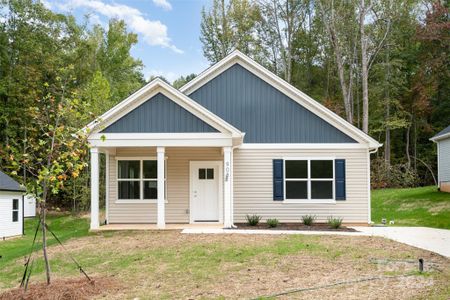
[
  {"x1": 233, "y1": 148, "x2": 369, "y2": 223},
  {"x1": 108, "y1": 147, "x2": 222, "y2": 223}
]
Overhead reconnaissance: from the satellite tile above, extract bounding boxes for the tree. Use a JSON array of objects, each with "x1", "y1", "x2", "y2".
[
  {"x1": 257, "y1": 0, "x2": 309, "y2": 83},
  {"x1": 172, "y1": 73, "x2": 196, "y2": 89},
  {"x1": 4, "y1": 68, "x2": 92, "y2": 284},
  {"x1": 200, "y1": 0, "x2": 260, "y2": 63}
]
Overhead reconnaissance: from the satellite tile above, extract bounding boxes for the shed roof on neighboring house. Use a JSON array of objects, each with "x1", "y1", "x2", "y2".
[
  {"x1": 0, "y1": 171, "x2": 25, "y2": 192},
  {"x1": 430, "y1": 125, "x2": 450, "y2": 142}
]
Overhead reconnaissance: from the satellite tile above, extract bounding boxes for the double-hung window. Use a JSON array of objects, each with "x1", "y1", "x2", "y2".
[
  {"x1": 117, "y1": 159, "x2": 164, "y2": 202},
  {"x1": 284, "y1": 159, "x2": 334, "y2": 201},
  {"x1": 12, "y1": 199, "x2": 19, "y2": 222}
]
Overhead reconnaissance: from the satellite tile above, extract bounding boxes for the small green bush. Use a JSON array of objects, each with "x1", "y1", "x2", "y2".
[
  {"x1": 327, "y1": 216, "x2": 343, "y2": 229},
  {"x1": 301, "y1": 215, "x2": 316, "y2": 226},
  {"x1": 266, "y1": 218, "x2": 279, "y2": 228},
  {"x1": 246, "y1": 214, "x2": 262, "y2": 226}
]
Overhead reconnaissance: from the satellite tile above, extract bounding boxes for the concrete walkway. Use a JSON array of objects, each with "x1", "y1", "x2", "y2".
[
  {"x1": 182, "y1": 227, "x2": 450, "y2": 258},
  {"x1": 352, "y1": 226, "x2": 450, "y2": 258}
]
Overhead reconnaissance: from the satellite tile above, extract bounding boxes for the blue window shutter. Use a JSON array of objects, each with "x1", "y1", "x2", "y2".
[
  {"x1": 273, "y1": 159, "x2": 284, "y2": 200},
  {"x1": 335, "y1": 159, "x2": 346, "y2": 200}
]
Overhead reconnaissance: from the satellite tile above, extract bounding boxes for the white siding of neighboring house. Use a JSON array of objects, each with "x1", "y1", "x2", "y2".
[
  {"x1": 24, "y1": 194, "x2": 36, "y2": 217},
  {"x1": 108, "y1": 147, "x2": 222, "y2": 224},
  {"x1": 233, "y1": 147, "x2": 370, "y2": 224},
  {"x1": 0, "y1": 191, "x2": 23, "y2": 238},
  {"x1": 437, "y1": 137, "x2": 450, "y2": 192},
  {"x1": 438, "y1": 137, "x2": 450, "y2": 185}
]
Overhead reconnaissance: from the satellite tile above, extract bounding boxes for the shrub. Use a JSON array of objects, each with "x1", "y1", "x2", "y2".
[
  {"x1": 301, "y1": 215, "x2": 316, "y2": 226},
  {"x1": 371, "y1": 158, "x2": 418, "y2": 189},
  {"x1": 327, "y1": 216, "x2": 343, "y2": 229},
  {"x1": 246, "y1": 214, "x2": 262, "y2": 226},
  {"x1": 266, "y1": 218, "x2": 279, "y2": 228}
]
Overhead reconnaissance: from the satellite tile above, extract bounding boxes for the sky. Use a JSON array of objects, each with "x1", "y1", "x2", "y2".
[{"x1": 43, "y1": 0, "x2": 211, "y2": 83}]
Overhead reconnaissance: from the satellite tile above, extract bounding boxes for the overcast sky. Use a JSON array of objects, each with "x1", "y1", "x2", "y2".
[{"x1": 43, "y1": 0, "x2": 211, "y2": 83}]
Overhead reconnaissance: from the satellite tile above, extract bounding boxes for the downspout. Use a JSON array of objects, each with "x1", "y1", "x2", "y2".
[{"x1": 367, "y1": 146, "x2": 379, "y2": 225}]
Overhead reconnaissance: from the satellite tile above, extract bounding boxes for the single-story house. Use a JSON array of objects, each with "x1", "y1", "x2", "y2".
[
  {"x1": 430, "y1": 125, "x2": 450, "y2": 193},
  {"x1": 85, "y1": 50, "x2": 381, "y2": 230},
  {"x1": 0, "y1": 171, "x2": 25, "y2": 238}
]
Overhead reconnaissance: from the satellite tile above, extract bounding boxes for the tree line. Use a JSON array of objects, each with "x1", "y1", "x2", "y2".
[
  {"x1": 0, "y1": 0, "x2": 448, "y2": 211},
  {"x1": 200, "y1": 0, "x2": 449, "y2": 188}
]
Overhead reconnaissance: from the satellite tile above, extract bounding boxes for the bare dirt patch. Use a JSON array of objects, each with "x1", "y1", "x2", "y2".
[{"x1": 0, "y1": 277, "x2": 121, "y2": 300}]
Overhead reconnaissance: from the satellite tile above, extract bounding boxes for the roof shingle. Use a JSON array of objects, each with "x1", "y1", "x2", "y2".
[{"x1": 0, "y1": 171, "x2": 25, "y2": 192}]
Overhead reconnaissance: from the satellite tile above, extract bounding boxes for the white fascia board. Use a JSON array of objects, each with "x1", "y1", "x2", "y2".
[
  {"x1": 180, "y1": 50, "x2": 382, "y2": 149},
  {"x1": 88, "y1": 133, "x2": 234, "y2": 147},
  {"x1": 83, "y1": 78, "x2": 243, "y2": 138},
  {"x1": 430, "y1": 132, "x2": 450, "y2": 142},
  {"x1": 239, "y1": 143, "x2": 370, "y2": 150}
]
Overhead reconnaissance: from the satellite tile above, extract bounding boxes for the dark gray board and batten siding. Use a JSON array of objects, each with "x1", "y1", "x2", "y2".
[
  {"x1": 102, "y1": 93, "x2": 218, "y2": 133},
  {"x1": 188, "y1": 64, "x2": 356, "y2": 143}
]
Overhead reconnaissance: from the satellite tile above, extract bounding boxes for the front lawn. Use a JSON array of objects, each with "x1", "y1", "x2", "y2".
[
  {"x1": 0, "y1": 213, "x2": 90, "y2": 266},
  {"x1": 372, "y1": 186, "x2": 450, "y2": 229},
  {"x1": 1, "y1": 215, "x2": 449, "y2": 299}
]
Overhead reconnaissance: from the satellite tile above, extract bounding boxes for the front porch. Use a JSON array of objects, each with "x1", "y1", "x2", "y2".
[{"x1": 89, "y1": 145, "x2": 235, "y2": 230}]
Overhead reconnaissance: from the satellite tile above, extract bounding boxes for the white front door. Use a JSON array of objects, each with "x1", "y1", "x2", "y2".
[{"x1": 190, "y1": 161, "x2": 221, "y2": 222}]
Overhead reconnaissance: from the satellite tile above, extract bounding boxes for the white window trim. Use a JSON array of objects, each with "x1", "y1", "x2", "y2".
[
  {"x1": 12, "y1": 198, "x2": 19, "y2": 222},
  {"x1": 116, "y1": 157, "x2": 167, "y2": 203},
  {"x1": 283, "y1": 157, "x2": 336, "y2": 204}
]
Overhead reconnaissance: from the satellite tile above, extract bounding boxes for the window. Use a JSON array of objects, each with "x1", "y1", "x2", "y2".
[
  {"x1": 117, "y1": 159, "x2": 165, "y2": 201},
  {"x1": 285, "y1": 159, "x2": 334, "y2": 200},
  {"x1": 12, "y1": 199, "x2": 19, "y2": 222},
  {"x1": 198, "y1": 168, "x2": 214, "y2": 180}
]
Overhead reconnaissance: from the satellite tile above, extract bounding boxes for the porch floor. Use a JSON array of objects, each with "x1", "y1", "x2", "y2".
[{"x1": 95, "y1": 223, "x2": 224, "y2": 231}]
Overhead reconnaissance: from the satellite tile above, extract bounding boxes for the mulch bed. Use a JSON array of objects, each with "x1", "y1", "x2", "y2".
[
  {"x1": 0, "y1": 277, "x2": 122, "y2": 300},
  {"x1": 234, "y1": 223, "x2": 357, "y2": 232}
]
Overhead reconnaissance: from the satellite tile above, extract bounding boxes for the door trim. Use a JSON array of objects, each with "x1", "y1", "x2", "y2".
[{"x1": 189, "y1": 161, "x2": 223, "y2": 224}]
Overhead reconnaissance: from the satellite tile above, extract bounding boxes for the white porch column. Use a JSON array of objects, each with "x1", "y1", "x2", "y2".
[
  {"x1": 223, "y1": 146, "x2": 233, "y2": 228},
  {"x1": 105, "y1": 152, "x2": 109, "y2": 225},
  {"x1": 90, "y1": 148, "x2": 100, "y2": 230},
  {"x1": 157, "y1": 147, "x2": 165, "y2": 229}
]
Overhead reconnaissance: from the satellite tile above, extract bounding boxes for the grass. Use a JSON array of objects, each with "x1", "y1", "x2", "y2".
[
  {"x1": 372, "y1": 186, "x2": 450, "y2": 229},
  {"x1": 0, "y1": 214, "x2": 449, "y2": 298},
  {"x1": 0, "y1": 213, "x2": 90, "y2": 266}
]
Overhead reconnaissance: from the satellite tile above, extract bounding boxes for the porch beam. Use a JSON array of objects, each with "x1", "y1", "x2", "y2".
[
  {"x1": 223, "y1": 146, "x2": 232, "y2": 228},
  {"x1": 90, "y1": 147, "x2": 100, "y2": 230},
  {"x1": 157, "y1": 147, "x2": 165, "y2": 228}
]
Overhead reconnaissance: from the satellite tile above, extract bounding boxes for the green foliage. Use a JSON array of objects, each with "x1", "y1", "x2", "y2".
[
  {"x1": 266, "y1": 218, "x2": 279, "y2": 228},
  {"x1": 371, "y1": 158, "x2": 418, "y2": 189},
  {"x1": 172, "y1": 73, "x2": 197, "y2": 89},
  {"x1": 0, "y1": 1, "x2": 144, "y2": 210},
  {"x1": 245, "y1": 214, "x2": 262, "y2": 226},
  {"x1": 327, "y1": 216, "x2": 343, "y2": 229},
  {"x1": 301, "y1": 215, "x2": 316, "y2": 226},
  {"x1": 372, "y1": 186, "x2": 450, "y2": 229}
]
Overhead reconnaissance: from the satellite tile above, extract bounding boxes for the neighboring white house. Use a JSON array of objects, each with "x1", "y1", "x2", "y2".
[
  {"x1": 0, "y1": 171, "x2": 25, "y2": 239},
  {"x1": 24, "y1": 194, "x2": 36, "y2": 218},
  {"x1": 84, "y1": 50, "x2": 382, "y2": 230},
  {"x1": 430, "y1": 125, "x2": 450, "y2": 193}
]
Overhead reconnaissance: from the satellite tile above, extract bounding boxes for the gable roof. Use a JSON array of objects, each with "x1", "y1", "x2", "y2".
[
  {"x1": 430, "y1": 125, "x2": 450, "y2": 142},
  {"x1": 84, "y1": 78, "x2": 243, "y2": 138},
  {"x1": 102, "y1": 93, "x2": 218, "y2": 133},
  {"x1": 0, "y1": 171, "x2": 25, "y2": 192},
  {"x1": 188, "y1": 63, "x2": 357, "y2": 143},
  {"x1": 181, "y1": 50, "x2": 381, "y2": 149}
]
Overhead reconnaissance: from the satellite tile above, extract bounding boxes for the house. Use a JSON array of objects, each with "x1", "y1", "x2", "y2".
[
  {"x1": 24, "y1": 194, "x2": 36, "y2": 218},
  {"x1": 0, "y1": 171, "x2": 25, "y2": 238},
  {"x1": 85, "y1": 50, "x2": 381, "y2": 230},
  {"x1": 430, "y1": 125, "x2": 450, "y2": 193}
]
